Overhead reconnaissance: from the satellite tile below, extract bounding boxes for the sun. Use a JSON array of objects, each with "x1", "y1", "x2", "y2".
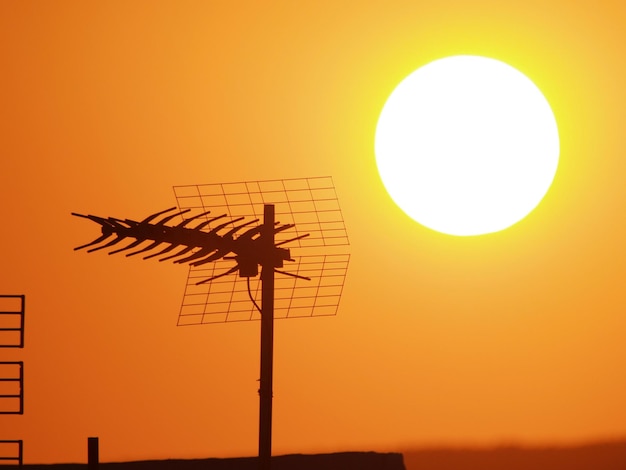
[{"x1": 375, "y1": 55, "x2": 559, "y2": 236}]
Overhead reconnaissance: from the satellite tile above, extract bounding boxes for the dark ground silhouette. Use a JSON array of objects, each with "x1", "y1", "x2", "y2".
[
  {"x1": 403, "y1": 441, "x2": 626, "y2": 470},
  {"x1": 17, "y1": 452, "x2": 404, "y2": 470},
  {"x1": 13, "y1": 442, "x2": 626, "y2": 469}
]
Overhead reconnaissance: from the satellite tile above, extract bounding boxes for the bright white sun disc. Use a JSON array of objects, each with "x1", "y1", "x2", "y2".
[{"x1": 375, "y1": 55, "x2": 559, "y2": 236}]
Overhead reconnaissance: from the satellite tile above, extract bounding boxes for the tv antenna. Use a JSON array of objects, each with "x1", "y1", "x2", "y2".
[{"x1": 73, "y1": 176, "x2": 349, "y2": 470}]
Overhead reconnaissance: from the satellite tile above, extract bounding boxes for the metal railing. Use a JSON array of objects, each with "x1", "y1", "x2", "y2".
[
  {"x1": 1, "y1": 294, "x2": 25, "y2": 467},
  {"x1": 0, "y1": 295, "x2": 25, "y2": 348},
  {"x1": 0, "y1": 440, "x2": 22, "y2": 467},
  {"x1": 0, "y1": 362, "x2": 23, "y2": 415}
]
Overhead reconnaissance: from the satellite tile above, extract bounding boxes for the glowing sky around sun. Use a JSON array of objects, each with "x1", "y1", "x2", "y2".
[{"x1": 2, "y1": 0, "x2": 626, "y2": 466}]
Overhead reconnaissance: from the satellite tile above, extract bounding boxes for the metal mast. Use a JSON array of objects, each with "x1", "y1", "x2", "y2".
[{"x1": 259, "y1": 204, "x2": 275, "y2": 470}]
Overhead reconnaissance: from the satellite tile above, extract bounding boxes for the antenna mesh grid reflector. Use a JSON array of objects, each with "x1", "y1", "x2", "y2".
[
  {"x1": 173, "y1": 176, "x2": 349, "y2": 248},
  {"x1": 173, "y1": 176, "x2": 349, "y2": 324},
  {"x1": 178, "y1": 253, "x2": 349, "y2": 325}
]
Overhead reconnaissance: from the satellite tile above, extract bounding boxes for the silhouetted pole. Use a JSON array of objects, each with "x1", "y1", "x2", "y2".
[
  {"x1": 259, "y1": 204, "x2": 275, "y2": 470},
  {"x1": 88, "y1": 437, "x2": 99, "y2": 470}
]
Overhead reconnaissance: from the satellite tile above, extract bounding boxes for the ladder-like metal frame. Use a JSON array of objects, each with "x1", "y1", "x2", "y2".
[
  {"x1": 0, "y1": 439, "x2": 23, "y2": 467},
  {"x1": 0, "y1": 294, "x2": 25, "y2": 467}
]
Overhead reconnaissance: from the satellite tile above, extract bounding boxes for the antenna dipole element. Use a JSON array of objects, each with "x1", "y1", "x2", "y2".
[{"x1": 259, "y1": 204, "x2": 275, "y2": 470}]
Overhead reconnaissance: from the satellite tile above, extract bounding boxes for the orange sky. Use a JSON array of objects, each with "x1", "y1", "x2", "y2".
[{"x1": 2, "y1": 0, "x2": 626, "y2": 465}]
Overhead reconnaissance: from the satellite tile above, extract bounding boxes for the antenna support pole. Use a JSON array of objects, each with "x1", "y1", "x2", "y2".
[{"x1": 259, "y1": 204, "x2": 275, "y2": 470}]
